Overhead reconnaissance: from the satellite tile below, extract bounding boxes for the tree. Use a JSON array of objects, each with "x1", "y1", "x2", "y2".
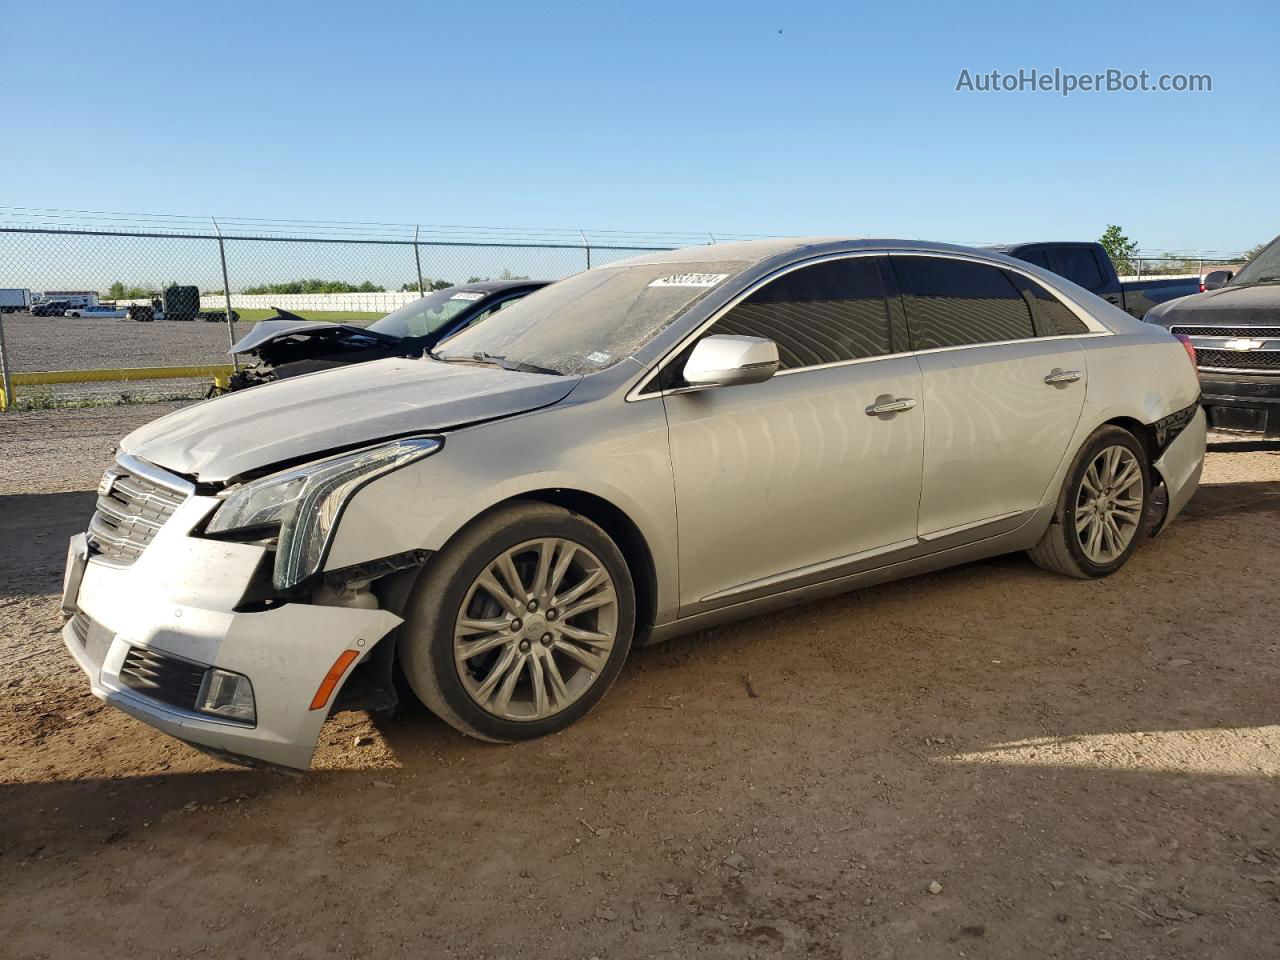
[
  {"x1": 1099, "y1": 225, "x2": 1139, "y2": 275},
  {"x1": 1242, "y1": 242, "x2": 1268, "y2": 262},
  {"x1": 240, "y1": 279, "x2": 387, "y2": 295},
  {"x1": 106, "y1": 280, "x2": 160, "y2": 300},
  {"x1": 400, "y1": 279, "x2": 452, "y2": 292}
]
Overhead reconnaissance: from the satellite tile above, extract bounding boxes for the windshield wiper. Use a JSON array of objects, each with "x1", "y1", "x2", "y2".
[{"x1": 428, "y1": 349, "x2": 562, "y2": 376}]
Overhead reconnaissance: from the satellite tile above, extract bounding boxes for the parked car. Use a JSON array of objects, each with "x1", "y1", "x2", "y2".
[
  {"x1": 222, "y1": 280, "x2": 550, "y2": 390},
  {"x1": 65, "y1": 304, "x2": 128, "y2": 319},
  {"x1": 991, "y1": 242, "x2": 1200, "y2": 319},
  {"x1": 30, "y1": 299, "x2": 73, "y2": 317},
  {"x1": 1145, "y1": 233, "x2": 1280, "y2": 437},
  {"x1": 61, "y1": 238, "x2": 1205, "y2": 770}
]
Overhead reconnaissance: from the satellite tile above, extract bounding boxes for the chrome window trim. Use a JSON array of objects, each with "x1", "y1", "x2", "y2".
[{"x1": 627, "y1": 247, "x2": 1111, "y2": 402}]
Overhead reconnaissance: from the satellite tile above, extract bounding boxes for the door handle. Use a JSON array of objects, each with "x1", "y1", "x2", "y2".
[
  {"x1": 865, "y1": 396, "x2": 917, "y2": 416},
  {"x1": 1044, "y1": 369, "x2": 1082, "y2": 385}
]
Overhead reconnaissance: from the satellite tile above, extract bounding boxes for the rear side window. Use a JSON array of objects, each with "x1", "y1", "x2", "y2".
[
  {"x1": 1052, "y1": 247, "x2": 1106, "y2": 291},
  {"x1": 893, "y1": 256, "x2": 1036, "y2": 349},
  {"x1": 1015, "y1": 275, "x2": 1091, "y2": 335},
  {"x1": 705, "y1": 257, "x2": 893, "y2": 369}
]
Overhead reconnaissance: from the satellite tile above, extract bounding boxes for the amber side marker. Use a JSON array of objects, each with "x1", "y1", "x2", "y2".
[{"x1": 310, "y1": 650, "x2": 361, "y2": 710}]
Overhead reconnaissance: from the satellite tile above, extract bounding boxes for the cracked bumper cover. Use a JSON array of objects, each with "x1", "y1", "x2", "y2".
[
  {"x1": 62, "y1": 495, "x2": 402, "y2": 770},
  {"x1": 1153, "y1": 405, "x2": 1206, "y2": 531}
]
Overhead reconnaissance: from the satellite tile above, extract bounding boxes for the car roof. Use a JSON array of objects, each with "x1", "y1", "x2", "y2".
[
  {"x1": 450, "y1": 279, "x2": 551, "y2": 294},
  {"x1": 602, "y1": 237, "x2": 1030, "y2": 270}
]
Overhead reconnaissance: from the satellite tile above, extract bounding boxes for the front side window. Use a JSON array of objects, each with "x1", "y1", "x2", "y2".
[
  {"x1": 699, "y1": 257, "x2": 893, "y2": 370},
  {"x1": 1052, "y1": 246, "x2": 1106, "y2": 291},
  {"x1": 894, "y1": 256, "x2": 1036, "y2": 349}
]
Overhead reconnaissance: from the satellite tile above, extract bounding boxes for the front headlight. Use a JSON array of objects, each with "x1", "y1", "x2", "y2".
[{"x1": 206, "y1": 436, "x2": 441, "y2": 590}]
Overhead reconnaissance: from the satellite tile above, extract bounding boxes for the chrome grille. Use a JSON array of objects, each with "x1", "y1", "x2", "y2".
[
  {"x1": 1171, "y1": 325, "x2": 1280, "y2": 339},
  {"x1": 87, "y1": 458, "x2": 191, "y2": 565},
  {"x1": 1196, "y1": 348, "x2": 1280, "y2": 372}
]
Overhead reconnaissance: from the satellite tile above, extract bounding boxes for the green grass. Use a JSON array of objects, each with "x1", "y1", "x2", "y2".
[{"x1": 232, "y1": 308, "x2": 386, "y2": 325}]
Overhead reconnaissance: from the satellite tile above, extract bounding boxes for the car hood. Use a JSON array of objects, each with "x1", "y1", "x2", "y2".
[
  {"x1": 121, "y1": 358, "x2": 581, "y2": 482},
  {"x1": 228, "y1": 318, "x2": 396, "y2": 355},
  {"x1": 1146, "y1": 283, "x2": 1280, "y2": 327}
]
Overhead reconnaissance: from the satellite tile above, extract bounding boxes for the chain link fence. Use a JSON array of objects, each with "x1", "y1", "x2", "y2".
[
  {"x1": 0, "y1": 221, "x2": 689, "y2": 408},
  {"x1": 0, "y1": 212, "x2": 1251, "y2": 410}
]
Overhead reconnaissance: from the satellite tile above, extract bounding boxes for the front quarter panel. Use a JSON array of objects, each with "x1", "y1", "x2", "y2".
[{"x1": 325, "y1": 387, "x2": 680, "y2": 623}]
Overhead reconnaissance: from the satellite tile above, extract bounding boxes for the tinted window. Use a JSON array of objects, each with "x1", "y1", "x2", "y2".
[
  {"x1": 1017, "y1": 275, "x2": 1090, "y2": 335},
  {"x1": 702, "y1": 258, "x2": 892, "y2": 370},
  {"x1": 1053, "y1": 247, "x2": 1106, "y2": 291},
  {"x1": 1014, "y1": 247, "x2": 1051, "y2": 269},
  {"x1": 895, "y1": 257, "x2": 1036, "y2": 349}
]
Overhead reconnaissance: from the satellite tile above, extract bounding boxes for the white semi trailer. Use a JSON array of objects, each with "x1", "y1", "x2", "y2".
[{"x1": 0, "y1": 288, "x2": 33, "y2": 313}]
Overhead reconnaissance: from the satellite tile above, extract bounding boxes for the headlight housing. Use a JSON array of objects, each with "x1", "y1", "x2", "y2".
[{"x1": 206, "y1": 436, "x2": 441, "y2": 590}]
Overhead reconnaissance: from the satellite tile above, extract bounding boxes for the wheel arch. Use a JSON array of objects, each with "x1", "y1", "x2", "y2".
[{"x1": 466, "y1": 489, "x2": 659, "y2": 646}]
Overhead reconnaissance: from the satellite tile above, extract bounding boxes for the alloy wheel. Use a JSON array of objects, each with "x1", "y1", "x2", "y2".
[
  {"x1": 1074, "y1": 444, "x2": 1144, "y2": 565},
  {"x1": 452, "y1": 537, "x2": 619, "y2": 721}
]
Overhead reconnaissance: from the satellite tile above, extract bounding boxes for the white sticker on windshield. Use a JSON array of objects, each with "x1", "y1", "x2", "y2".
[
  {"x1": 449, "y1": 291, "x2": 486, "y2": 301},
  {"x1": 587, "y1": 351, "x2": 611, "y2": 363},
  {"x1": 648, "y1": 273, "x2": 729, "y2": 288}
]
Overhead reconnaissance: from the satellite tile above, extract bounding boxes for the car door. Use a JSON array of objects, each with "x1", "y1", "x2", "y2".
[
  {"x1": 890, "y1": 254, "x2": 1088, "y2": 543},
  {"x1": 659, "y1": 255, "x2": 925, "y2": 616}
]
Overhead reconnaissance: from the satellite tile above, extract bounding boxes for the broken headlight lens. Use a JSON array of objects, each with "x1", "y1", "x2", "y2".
[{"x1": 206, "y1": 436, "x2": 441, "y2": 590}]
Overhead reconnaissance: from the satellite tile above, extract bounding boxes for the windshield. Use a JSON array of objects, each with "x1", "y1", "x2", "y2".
[
  {"x1": 435, "y1": 260, "x2": 747, "y2": 375},
  {"x1": 368, "y1": 288, "x2": 492, "y2": 339},
  {"x1": 1230, "y1": 236, "x2": 1280, "y2": 285}
]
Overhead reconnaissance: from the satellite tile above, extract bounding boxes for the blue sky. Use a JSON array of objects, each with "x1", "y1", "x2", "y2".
[{"x1": 4, "y1": 0, "x2": 1277, "y2": 254}]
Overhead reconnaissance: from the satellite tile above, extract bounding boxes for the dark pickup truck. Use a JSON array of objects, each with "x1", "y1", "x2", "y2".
[
  {"x1": 1145, "y1": 233, "x2": 1280, "y2": 437},
  {"x1": 989, "y1": 241, "x2": 1200, "y2": 319}
]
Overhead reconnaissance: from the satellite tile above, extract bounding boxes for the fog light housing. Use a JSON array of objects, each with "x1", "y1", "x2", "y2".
[{"x1": 198, "y1": 669, "x2": 256, "y2": 724}]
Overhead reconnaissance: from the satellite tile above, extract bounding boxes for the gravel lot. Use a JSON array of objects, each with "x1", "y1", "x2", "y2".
[{"x1": 2, "y1": 404, "x2": 1279, "y2": 959}]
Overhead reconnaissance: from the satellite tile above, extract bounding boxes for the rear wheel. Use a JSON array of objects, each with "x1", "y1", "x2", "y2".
[
  {"x1": 1028, "y1": 425, "x2": 1149, "y2": 579},
  {"x1": 399, "y1": 501, "x2": 635, "y2": 742}
]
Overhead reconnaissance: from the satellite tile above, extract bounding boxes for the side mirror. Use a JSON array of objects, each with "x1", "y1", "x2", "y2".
[
  {"x1": 682, "y1": 335, "x2": 779, "y2": 389},
  {"x1": 1203, "y1": 270, "x2": 1233, "y2": 291}
]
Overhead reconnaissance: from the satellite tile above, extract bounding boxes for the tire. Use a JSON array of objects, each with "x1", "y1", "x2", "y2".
[
  {"x1": 1028, "y1": 425, "x2": 1150, "y2": 579},
  {"x1": 398, "y1": 500, "x2": 636, "y2": 743}
]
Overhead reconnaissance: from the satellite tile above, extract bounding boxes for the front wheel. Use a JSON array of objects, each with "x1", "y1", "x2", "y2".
[
  {"x1": 399, "y1": 501, "x2": 635, "y2": 742},
  {"x1": 1028, "y1": 425, "x2": 1150, "y2": 579}
]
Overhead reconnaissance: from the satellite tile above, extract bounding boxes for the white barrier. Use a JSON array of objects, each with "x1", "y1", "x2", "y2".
[{"x1": 115, "y1": 291, "x2": 425, "y2": 314}]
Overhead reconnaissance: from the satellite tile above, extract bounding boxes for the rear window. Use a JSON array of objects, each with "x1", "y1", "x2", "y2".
[{"x1": 1053, "y1": 247, "x2": 1106, "y2": 291}]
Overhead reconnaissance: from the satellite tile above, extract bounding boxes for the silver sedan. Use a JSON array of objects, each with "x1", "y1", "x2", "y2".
[{"x1": 62, "y1": 239, "x2": 1206, "y2": 768}]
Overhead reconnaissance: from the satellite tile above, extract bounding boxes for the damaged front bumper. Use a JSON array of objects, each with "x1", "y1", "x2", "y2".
[
  {"x1": 61, "y1": 494, "x2": 401, "y2": 770},
  {"x1": 1153, "y1": 405, "x2": 1207, "y2": 531}
]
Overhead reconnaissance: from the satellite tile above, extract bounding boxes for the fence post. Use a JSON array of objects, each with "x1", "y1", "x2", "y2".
[
  {"x1": 580, "y1": 230, "x2": 591, "y2": 270},
  {"x1": 0, "y1": 311, "x2": 13, "y2": 412},
  {"x1": 1136, "y1": 258, "x2": 1143, "y2": 281},
  {"x1": 414, "y1": 225, "x2": 425, "y2": 296},
  {"x1": 212, "y1": 218, "x2": 239, "y2": 372}
]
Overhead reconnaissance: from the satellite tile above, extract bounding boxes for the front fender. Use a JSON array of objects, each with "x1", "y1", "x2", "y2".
[{"x1": 324, "y1": 399, "x2": 679, "y2": 623}]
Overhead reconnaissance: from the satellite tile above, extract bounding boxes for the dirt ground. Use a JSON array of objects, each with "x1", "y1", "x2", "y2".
[{"x1": 2, "y1": 404, "x2": 1278, "y2": 960}]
